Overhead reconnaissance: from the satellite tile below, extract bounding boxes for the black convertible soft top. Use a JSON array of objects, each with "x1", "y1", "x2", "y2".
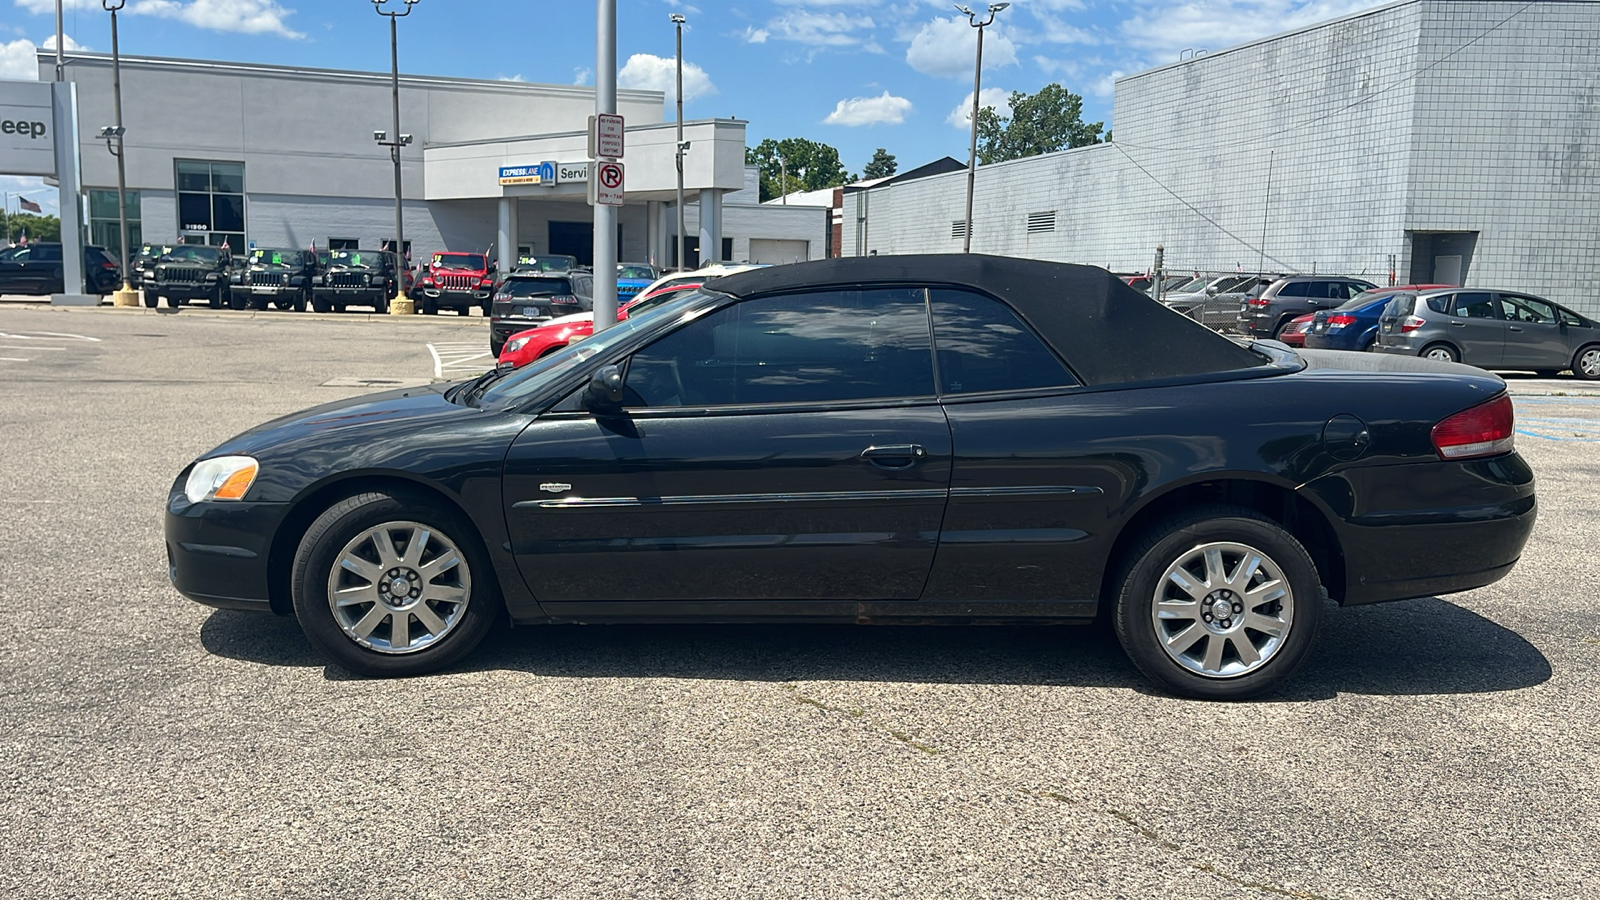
[{"x1": 706, "y1": 254, "x2": 1268, "y2": 386}]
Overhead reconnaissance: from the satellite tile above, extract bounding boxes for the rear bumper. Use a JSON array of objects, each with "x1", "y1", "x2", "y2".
[
  {"x1": 491, "y1": 318, "x2": 553, "y2": 343},
  {"x1": 165, "y1": 479, "x2": 289, "y2": 613},
  {"x1": 1302, "y1": 453, "x2": 1537, "y2": 605}
]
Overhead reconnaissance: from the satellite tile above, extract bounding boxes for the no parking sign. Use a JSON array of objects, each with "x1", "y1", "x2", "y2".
[{"x1": 589, "y1": 160, "x2": 624, "y2": 207}]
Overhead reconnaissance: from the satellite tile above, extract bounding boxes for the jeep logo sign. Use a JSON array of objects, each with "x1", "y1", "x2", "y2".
[
  {"x1": 0, "y1": 119, "x2": 48, "y2": 139},
  {"x1": 0, "y1": 81, "x2": 59, "y2": 177}
]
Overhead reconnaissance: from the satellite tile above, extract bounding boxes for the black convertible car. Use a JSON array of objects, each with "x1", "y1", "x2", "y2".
[{"x1": 166, "y1": 256, "x2": 1535, "y2": 699}]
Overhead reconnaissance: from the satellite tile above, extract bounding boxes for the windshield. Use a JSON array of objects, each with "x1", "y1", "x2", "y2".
[
  {"x1": 502, "y1": 277, "x2": 573, "y2": 298},
  {"x1": 479, "y1": 291, "x2": 719, "y2": 408},
  {"x1": 251, "y1": 249, "x2": 304, "y2": 267},
  {"x1": 624, "y1": 286, "x2": 699, "y2": 318},
  {"x1": 1168, "y1": 277, "x2": 1208, "y2": 294},
  {"x1": 163, "y1": 246, "x2": 220, "y2": 263},
  {"x1": 433, "y1": 254, "x2": 486, "y2": 271},
  {"x1": 618, "y1": 265, "x2": 656, "y2": 280},
  {"x1": 1214, "y1": 276, "x2": 1254, "y2": 293},
  {"x1": 331, "y1": 250, "x2": 385, "y2": 268}
]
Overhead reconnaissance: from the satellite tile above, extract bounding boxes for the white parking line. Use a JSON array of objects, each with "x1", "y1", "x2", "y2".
[
  {"x1": 0, "y1": 331, "x2": 101, "y2": 342},
  {"x1": 0, "y1": 345, "x2": 64, "y2": 351},
  {"x1": 0, "y1": 357, "x2": 30, "y2": 362},
  {"x1": 426, "y1": 342, "x2": 493, "y2": 379}
]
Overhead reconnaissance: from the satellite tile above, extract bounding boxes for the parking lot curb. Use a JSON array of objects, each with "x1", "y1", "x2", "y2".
[{"x1": 5, "y1": 303, "x2": 487, "y2": 326}]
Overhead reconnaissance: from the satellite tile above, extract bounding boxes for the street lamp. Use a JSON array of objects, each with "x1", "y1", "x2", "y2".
[
  {"x1": 957, "y1": 2, "x2": 1007, "y2": 254},
  {"x1": 671, "y1": 13, "x2": 687, "y2": 272},
  {"x1": 102, "y1": 0, "x2": 137, "y2": 306},
  {"x1": 373, "y1": 0, "x2": 418, "y2": 312}
]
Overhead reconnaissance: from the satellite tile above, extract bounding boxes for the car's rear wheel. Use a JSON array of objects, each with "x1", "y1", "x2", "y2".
[
  {"x1": 291, "y1": 491, "x2": 499, "y2": 676},
  {"x1": 1112, "y1": 506, "x2": 1322, "y2": 700},
  {"x1": 490, "y1": 339, "x2": 504, "y2": 358},
  {"x1": 1574, "y1": 345, "x2": 1600, "y2": 381},
  {"x1": 1421, "y1": 343, "x2": 1458, "y2": 363},
  {"x1": 142, "y1": 291, "x2": 157, "y2": 309},
  {"x1": 293, "y1": 291, "x2": 307, "y2": 313}
]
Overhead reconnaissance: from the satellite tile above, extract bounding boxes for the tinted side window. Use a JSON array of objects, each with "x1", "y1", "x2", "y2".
[
  {"x1": 930, "y1": 289, "x2": 1076, "y2": 394},
  {"x1": 1306, "y1": 282, "x2": 1335, "y2": 300},
  {"x1": 1425, "y1": 295, "x2": 1450, "y2": 314},
  {"x1": 1558, "y1": 307, "x2": 1585, "y2": 327},
  {"x1": 1452, "y1": 292, "x2": 1497, "y2": 319},
  {"x1": 1498, "y1": 294, "x2": 1557, "y2": 325},
  {"x1": 1277, "y1": 282, "x2": 1310, "y2": 298},
  {"x1": 32, "y1": 245, "x2": 62, "y2": 262},
  {"x1": 625, "y1": 288, "x2": 934, "y2": 408}
]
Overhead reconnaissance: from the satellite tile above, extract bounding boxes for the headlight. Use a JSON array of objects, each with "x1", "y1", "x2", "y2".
[
  {"x1": 363, "y1": 273, "x2": 372, "y2": 285},
  {"x1": 184, "y1": 456, "x2": 259, "y2": 503},
  {"x1": 505, "y1": 336, "x2": 530, "y2": 353}
]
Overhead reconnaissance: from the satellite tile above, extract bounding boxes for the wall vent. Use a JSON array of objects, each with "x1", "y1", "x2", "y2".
[
  {"x1": 951, "y1": 220, "x2": 969, "y2": 239},
  {"x1": 1027, "y1": 211, "x2": 1057, "y2": 234}
]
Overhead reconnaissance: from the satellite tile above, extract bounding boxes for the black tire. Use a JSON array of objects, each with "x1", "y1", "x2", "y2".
[
  {"x1": 208, "y1": 287, "x2": 224, "y2": 310},
  {"x1": 142, "y1": 291, "x2": 157, "y2": 309},
  {"x1": 293, "y1": 291, "x2": 307, "y2": 313},
  {"x1": 290, "y1": 491, "x2": 501, "y2": 677},
  {"x1": 1112, "y1": 505, "x2": 1323, "y2": 701},
  {"x1": 1420, "y1": 343, "x2": 1458, "y2": 364},
  {"x1": 312, "y1": 294, "x2": 331, "y2": 314},
  {"x1": 1271, "y1": 316, "x2": 1296, "y2": 339},
  {"x1": 334, "y1": 303, "x2": 347, "y2": 314},
  {"x1": 1534, "y1": 369, "x2": 1560, "y2": 378},
  {"x1": 422, "y1": 298, "x2": 438, "y2": 315},
  {"x1": 480, "y1": 302, "x2": 491, "y2": 317},
  {"x1": 273, "y1": 298, "x2": 293, "y2": 311},
  {"x1": 490, "y1": 339, "x2": 504, "y2": 358},
  {"x1": 375, "y1": 296, "x2": 389, "y2": 315},
  {"x1": 1573, "y1": 344, "x2": 1600, "y2": 381}
]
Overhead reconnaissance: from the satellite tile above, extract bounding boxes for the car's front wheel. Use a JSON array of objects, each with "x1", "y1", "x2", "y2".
[
  {"x1": 1421, "y1": 343, "x2": 1458, "y2": 363},
  {"x1": 1574, "y1": 344, "x2": 1600, "y2": 381},
  {"x1": 291, "y1": 491, "x2": 500, "y2": 676},
  {"x1": 1113, "y1": 506, "x2": 1322, "y2": 700}
]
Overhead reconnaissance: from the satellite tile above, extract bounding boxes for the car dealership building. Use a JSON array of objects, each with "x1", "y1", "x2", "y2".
[
  {"x1": 842, "y1": 0, "x2": 1600, "y2": 316},
  {"x1": 35, "y1": 50, "x2": 826, "y2": 270}
]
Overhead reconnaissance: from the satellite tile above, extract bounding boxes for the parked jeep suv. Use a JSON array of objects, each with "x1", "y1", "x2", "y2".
[
  {"x1": 418, "y1": 252, "x2": 495, "y2": 315},
  {"x1": 148, "y1": 245, "x2": 232, "y2": 308},
  {"x1": 312, "y1": 249, "x2": 400, "y2": 313},
  {"x1": 1238, "y1": 275, "x2": 1378, "y2": 338},
  {"x1": 231, "y1": 247, "x2": 318, "y2": 311}
]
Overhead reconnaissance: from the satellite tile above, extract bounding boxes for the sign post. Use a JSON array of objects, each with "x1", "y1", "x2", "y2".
[
  {"x1": 591, "y1": 4, "x2": 620, "y2": 334},
  {"x1": 589, "y1": 161, "x2": 624, "y2": 207}
]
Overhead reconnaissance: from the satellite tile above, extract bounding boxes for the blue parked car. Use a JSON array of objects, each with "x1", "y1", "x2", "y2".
[
  {"x1": 1305, "y1": 284, "x2": 1454, "y2": 351},
  {"x1": 617, "y1": 262, "x2": 659, "y2": 304}
]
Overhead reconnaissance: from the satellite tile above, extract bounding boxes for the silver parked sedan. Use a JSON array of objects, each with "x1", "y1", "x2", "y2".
[{"x1": 1373, "y1": 288, "x2": 1600, "y2": 379}]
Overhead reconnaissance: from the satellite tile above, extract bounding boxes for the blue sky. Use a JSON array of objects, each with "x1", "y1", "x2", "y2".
[{"x1": 2, "y1": 0, "x2": 1383, "y2": 215}]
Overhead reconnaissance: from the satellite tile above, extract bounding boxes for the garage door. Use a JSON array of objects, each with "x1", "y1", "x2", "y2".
[{"x1": 748, "y1": 239, "x2": 808, "y2": 265}]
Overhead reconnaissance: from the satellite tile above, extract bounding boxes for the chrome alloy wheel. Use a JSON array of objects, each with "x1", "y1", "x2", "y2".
[
  {"x1": 1579, "y1": 348, "x2": 1600, "y2": 378},
  {"x1": 1151, "y1": 542, "x2": 1294, "y2": 679},
  {"x1": 326, "y1": 521, "x2": 472, "y2": 654}
]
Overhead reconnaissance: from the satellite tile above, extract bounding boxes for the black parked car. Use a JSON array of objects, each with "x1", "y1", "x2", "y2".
[
  {"x1": 488, "y1": 270, "x2": 594, "y2": 355},
  {"x1": 0, "y1": 242, "x2": 121, "y2": 295},
  {"x1": 312, "y1": 249, "x2": 400, "y2": 313},
  {"x1": 230, "y1": 248, "x2": 319, "y2": 311},
  {"x1": 147, "y1": 245, "x2": 232, "y2": 308},
  {"x1": 165, "y1": 255, "x2": 1535, "y2": 700}
]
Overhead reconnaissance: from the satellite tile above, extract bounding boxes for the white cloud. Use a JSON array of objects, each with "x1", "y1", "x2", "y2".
[
  {"x1": 0, "y1": 38, "x2": 39, "y2": 80},
  {"x1": 617, "y1": 53, "x2": 716, "y2": 101},
  {"x1": 946, "y1": 87, "x2": 1012, "y2": 128},
  {"x1": 15, "y1": 0, "x2": 100, "y2": 12},
  {"x1": 742, "y1": 26, "x2": 769, "y2": 43},
  {"x1": 1118, "y1": 0, "x2": 1377, "y2": 57},
  {"x1": 572, "y1": 67, "x2": 592, "y2": 86},
  {"x1": 1030, "y1": 11, "x2": 1098, "y2": 45},
  {"x1": 40, "y1": 33, "x2": 88, "y2": 52},
  {"x1": 906, "y1": 16, "x2": 1017, "y2": 78},
  {"x1": 498, "y1": 74, "x2": 526, "y2": 83},
  {"x1": 765, "y1": 11, "x2": 875, "y2": 47},
  {"x1": 823, "y1": 91, "x2": 912, "y2": 126},
  {"x1": 131, "y1": 0, "x2": 305, "y2": 39},
  {"x1": 1090, "y1": 69, "x2": 1126, "y2": 98}
]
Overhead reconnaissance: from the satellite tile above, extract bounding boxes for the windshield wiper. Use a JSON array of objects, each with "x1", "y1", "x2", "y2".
[{"x1": 452, "y1": 365, "x2": 512, "y2": 407}]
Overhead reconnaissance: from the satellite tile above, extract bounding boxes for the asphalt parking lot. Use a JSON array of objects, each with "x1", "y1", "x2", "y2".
[{"x1": 1, "y1": 304, "x2": 1596, "y2": 899}]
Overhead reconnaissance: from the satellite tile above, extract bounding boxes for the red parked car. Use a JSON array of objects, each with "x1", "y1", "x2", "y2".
[
  {"x1": 496, "y1": 282, "x2": 704, "y2": 369},
  {"x1": 1278, "y1": 314, "x2": 1315, "y2": 347}
]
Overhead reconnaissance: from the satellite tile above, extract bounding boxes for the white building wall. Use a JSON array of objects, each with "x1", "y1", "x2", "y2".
[{"x1": 841, "y1": 0, "x2": 1600, "y2": 315}]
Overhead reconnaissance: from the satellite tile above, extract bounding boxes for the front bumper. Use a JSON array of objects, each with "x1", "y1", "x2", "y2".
[
  {"x1": 423, "y1": 288, "x2": 493, "y2": 302},
  {"x1": 155, "y1": 281, "x2": 221, "y2": 300},
  {"x1": 165, "y1": 480, "x2": 290, "y2": 613},
  {"x1": 315, "y1": 286, "x2": 387, "y2": 302}
]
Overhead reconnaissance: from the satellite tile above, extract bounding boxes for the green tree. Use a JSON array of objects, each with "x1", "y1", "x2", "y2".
[
  {"x1": 974, "y1": 84, "x2": 1104, "y2": 165},
  {"x1": 746, "y1": 138, "x2": 856, "y2": 202},
  {"x1": 862, "y1": 148, "x2": 897, "y2": 180},
  {"x1": 2, "y1": 213, "x2": 61, "y2": 243}
]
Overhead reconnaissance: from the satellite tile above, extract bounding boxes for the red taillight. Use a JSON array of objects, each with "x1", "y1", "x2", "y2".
[
  {"x1": 1400, "y1": 315, "x2": 1426, "y2": 333},
  {"x1": 1432, "y1": 395, "x2": 1515, "y2": 460},
  {"x1": 101, "y1": 261, "x2": 119, "y2": 270},
  {"x1": 1246, "y1": 297, "x2": 1270, "y2": 307},
  {"x1": 551, "y1": 294, "x2": 578, "y2": 305},
  {"x1": 1327, "y1": 314, "x2": 1357, "y2": 327}
]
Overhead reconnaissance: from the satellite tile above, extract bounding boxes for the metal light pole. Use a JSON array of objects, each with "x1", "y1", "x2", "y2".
[
  {"x1": 373, "y1": 0, "x2": 417, "y2": 313},
  {"x1": 957, "y1": 2, "x2": 1007, "y2": 254},
  {"x1": 592, "y1": 0, "x2": 619, "y2": 332},
  {"x1": 671, "y1": 13, "x2": 687, "y2": 273},
  {"x1": 102, "y1": 0, "x2": 138, "y2": 306}
]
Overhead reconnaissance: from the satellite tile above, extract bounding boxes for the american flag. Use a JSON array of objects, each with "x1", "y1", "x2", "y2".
[{"x1": 18, "y1": 196, "x2": 42, "y2": 213}]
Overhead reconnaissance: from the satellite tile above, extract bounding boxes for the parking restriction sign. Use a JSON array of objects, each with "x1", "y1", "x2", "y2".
[{"x1": 589, "y1": 160, "x2": 624, "y2": 206}]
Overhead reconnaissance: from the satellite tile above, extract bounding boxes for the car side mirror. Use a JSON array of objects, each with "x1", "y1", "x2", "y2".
[
  {"x1": 584, "y1": 364, "x2": 625, "y2": 410},
  {"x1": 1206, "y1": 286, "x2": 1218, "y2": 295}
]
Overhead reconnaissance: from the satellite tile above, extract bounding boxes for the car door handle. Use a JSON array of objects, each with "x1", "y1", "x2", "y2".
[
  {"x1": 1508, "y1": 326, "x2": 1524, "y2": 332},
  {"x1": 1450, "y1": 321, "x2": 1467, "y2": 327},
  {"x1": 860, "y1": 444, "x2": 927, "y2": 469}
]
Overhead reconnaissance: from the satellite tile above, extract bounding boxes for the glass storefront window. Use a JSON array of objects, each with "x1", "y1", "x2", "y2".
[
  {"x1": 88, "y1": 189, "x2": 142, "y2": 259},
  {"x1": 175, "y1": 159, "x2": 245, "y2": 252}
]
